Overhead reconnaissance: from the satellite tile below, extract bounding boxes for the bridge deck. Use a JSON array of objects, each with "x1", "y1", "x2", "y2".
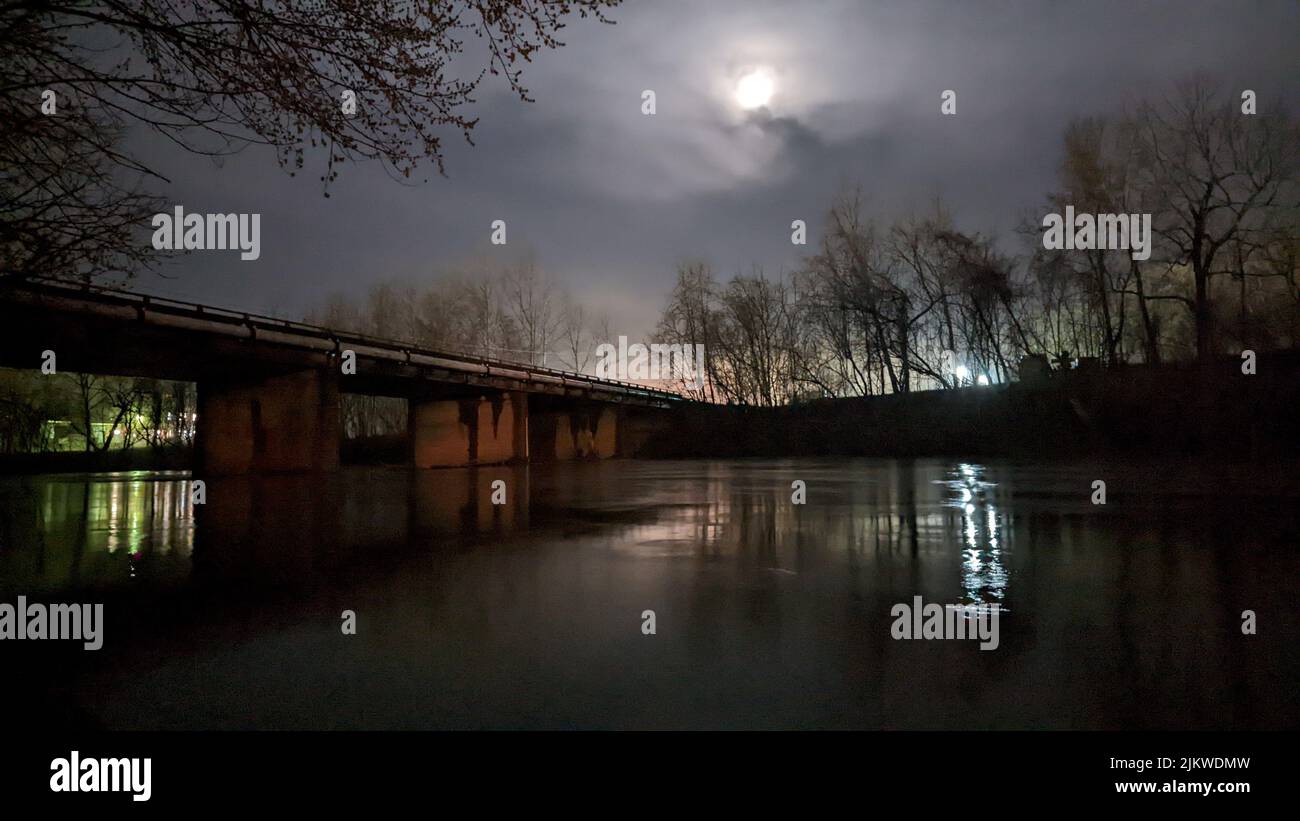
[{"x1": 0, "y1": 277, "x2": 681, "y2": 406}]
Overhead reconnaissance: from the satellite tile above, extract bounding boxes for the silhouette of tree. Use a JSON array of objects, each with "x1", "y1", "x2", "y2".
[
  {"x1": 1130, "y1": 81, "x2": 1299, "y2": 361},
  {"x1": 1, "y1": 0, "x2": 620, "y2": 279}
]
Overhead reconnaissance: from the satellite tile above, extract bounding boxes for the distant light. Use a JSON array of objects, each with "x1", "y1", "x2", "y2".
[
  {"x1": 736, "y1": 69, "x2": 774, "y2": 110},
  {"x1": 964, "y1": 503, "x2": 975, "y2": 514},
  {"x1": 977, "y1": 374, "x2": 990, "y2": 386},
  {"x1": 953, "y1": 366, "x2": 970, "y2": 381}
]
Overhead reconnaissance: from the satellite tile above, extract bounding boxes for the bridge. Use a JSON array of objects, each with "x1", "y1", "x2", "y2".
[{"x1": 0, "y1": 277, "x2": 681, "y2": 475}]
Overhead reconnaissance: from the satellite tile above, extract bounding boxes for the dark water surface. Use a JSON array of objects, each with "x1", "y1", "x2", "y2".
[{"x1": 1, "y1": 459, "x2": 1296, "y2": 730}]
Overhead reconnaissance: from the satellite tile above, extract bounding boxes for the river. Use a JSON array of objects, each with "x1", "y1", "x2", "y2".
[{"x1": 0, "y1": 458, "x2": 1296, "y2": 729}]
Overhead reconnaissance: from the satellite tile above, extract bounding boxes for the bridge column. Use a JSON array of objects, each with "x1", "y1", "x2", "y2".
[
  {"x1": 529, "y1": 400, "x2": 618, "y2": 461},
  {"x1": 589, "y1": 405, "x2": 617, "y2": 458},
  {"x1": 195, "y1": 369, "x2": 340, "y2": 475},
  {"x1": 510, "y1": 391, "x2": 530, "y2": 462},
  {"x1": 410, "y1": 392, "x2": 528, "y2": 468},
  {"x1": 614, "y1": 406, "x2": 669, "y2": 457}
]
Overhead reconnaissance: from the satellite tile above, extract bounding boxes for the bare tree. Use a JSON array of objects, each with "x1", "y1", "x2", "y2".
[
  {"x1": 795, "y1": 192, "x2": 1022, "y2": 396},
  {"x1": 718, "y1": 271, "x2": 797, "y2": 406},
  {"x1": 1, "y1": 0, "x2": 620, "y2": 279},
  {"x1": 655, "y1": 262, "x2": 722, "y2": 402},
  {"x1": 68, "y1": 373, "x2": 134, "y2": 452},
  {"x1": 502, "y1": 255, "x2": 565, "y2": 365},
  {"x1": 1130, "y1": 81, "x2": 1300, "y2": 360},
  {"x1": 558, "y1": 295, "x2": 605, "y2": 373}
]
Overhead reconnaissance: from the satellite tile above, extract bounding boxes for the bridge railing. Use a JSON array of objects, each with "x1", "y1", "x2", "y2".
[{"x1": 2, "y1": 276, "x2": 684, "y2": 403}]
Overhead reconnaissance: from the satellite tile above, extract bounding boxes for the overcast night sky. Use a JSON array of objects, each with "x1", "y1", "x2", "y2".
[{"x1": 133, "y1": 0, "x2": 1297, "y2": 340}]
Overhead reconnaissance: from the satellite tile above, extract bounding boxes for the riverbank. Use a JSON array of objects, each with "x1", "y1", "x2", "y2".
[
  {"x1": 641, "y1": 351, "x2": 1300, "y2": 462},
  {"x1": 0, "y1": 446, "x2": 192, "y2": 475}
]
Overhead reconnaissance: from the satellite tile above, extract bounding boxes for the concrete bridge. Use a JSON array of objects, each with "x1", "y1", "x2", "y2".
[{"x1": 0, "y1": 278, "x2": 680, "y2": 475}]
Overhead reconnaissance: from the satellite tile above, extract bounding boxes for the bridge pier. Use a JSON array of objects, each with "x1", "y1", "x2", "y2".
[
  {"x1": 528, "y1": 400, "x2": 619, "y2": 461},
  {"x1": 0, "y1": 280, "x2": 681, "y2": 474},
  {"x1": 195, "y1": 369, "x2": 340, "y2": 475},
  {"x1": 409, "y1": 391, "x2": 528, "y2": 468}
]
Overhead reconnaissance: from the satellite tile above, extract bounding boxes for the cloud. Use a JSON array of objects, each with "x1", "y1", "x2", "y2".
[{"x1": 125, "y1": 0, "x2": 1297, "y2": 343}]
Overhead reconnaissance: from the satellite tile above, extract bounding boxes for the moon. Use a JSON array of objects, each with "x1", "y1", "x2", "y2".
[{"x1": 735, "y1": 69, "x2": 774, "y2": 110}]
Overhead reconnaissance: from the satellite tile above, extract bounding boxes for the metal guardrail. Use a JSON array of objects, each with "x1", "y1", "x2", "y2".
[{"x1": 0, "y1": 276, "x2": 685, "y2": 403}]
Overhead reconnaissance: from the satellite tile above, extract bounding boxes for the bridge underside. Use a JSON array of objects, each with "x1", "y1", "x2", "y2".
[
  {"x1": 197, "y1": 370, "x2": 342, "y2": 474},
  {"x1": 204, "y1": 371, "x2": 638, "y2": 473},
  {"x1": 0, "y1": 283, "x2": 672, "y2": 475},
  {"x1": 407, "y1": 392, "x2": 623, "y2": 468}
]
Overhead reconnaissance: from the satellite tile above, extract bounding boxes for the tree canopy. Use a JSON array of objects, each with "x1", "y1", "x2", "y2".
[{"x1": 1, "y1": 0, "x2": 620, "y2": 279}]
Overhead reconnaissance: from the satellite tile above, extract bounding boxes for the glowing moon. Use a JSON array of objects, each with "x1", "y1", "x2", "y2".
[{"x1": 735, "y1": 69, "x2": 774, "y2": 110}]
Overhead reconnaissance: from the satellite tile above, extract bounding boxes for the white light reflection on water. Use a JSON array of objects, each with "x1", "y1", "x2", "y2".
[{"x1": 939, "y1": 463, "x2": 1008, "y2": 615}]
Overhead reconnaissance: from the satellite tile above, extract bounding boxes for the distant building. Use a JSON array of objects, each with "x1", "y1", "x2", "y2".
[{"x1": 1018, "y1": 354, "x2": 1051, "y2": 385}]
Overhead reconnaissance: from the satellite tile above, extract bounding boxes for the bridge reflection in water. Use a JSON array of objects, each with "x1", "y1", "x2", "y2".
[{"x1": 0, "y1": 458, "x2": 1296, "y2": 730}]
